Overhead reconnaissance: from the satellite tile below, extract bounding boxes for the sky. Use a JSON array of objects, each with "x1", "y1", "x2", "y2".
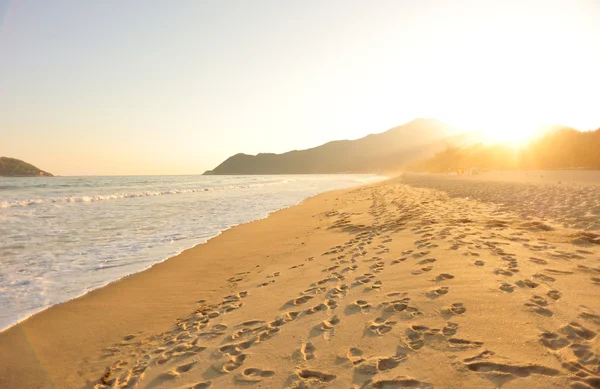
[{"x1": 1, "y1": 0, "x2": 599, "y2": 176}]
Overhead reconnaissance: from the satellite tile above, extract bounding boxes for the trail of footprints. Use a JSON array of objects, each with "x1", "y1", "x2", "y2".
[{"x1": 94, "y1": 183, "x2": 599, "y2": 388}]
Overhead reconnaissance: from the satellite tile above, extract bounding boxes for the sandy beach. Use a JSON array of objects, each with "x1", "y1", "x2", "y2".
[{"x1": 1, "y1": 174, "x2": 599, "y2": 389}]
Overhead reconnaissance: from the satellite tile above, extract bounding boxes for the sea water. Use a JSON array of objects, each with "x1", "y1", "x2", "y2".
[{"x1": 0, "y1": 174, "x2": 383, "y2": 330}]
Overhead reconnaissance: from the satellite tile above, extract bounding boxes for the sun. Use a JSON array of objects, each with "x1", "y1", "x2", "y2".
[
  {"x1": 442, "y1": 111, "x2": 544, "y2": 146},
  {"x1": 481, "y1": 121, "x2": 540, "y2": 145}
]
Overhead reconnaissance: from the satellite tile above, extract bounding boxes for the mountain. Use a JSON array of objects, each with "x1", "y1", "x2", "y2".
[
  {"x1": 0, "y1": 157, "x2": 53, "y2": 177},
  {"x1": 204, "y1": 118, "x2": 461, "y2": 175}
]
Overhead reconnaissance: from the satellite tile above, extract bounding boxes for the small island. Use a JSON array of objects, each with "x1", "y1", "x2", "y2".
[{"x1": 0, "y1": 157, "x2": 53, "y2": 177}]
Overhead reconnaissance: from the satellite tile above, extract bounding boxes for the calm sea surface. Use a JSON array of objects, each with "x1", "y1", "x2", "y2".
[{"x1": 0, "y1": 174, "x2": 384, "y2": 330}]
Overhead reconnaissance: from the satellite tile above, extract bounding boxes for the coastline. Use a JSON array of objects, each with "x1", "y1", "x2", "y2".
[
  {"x1": 0, "y1": 184, "x2": 362, "y2": 389},
  {"x1": 1, "y1": 174, "x2": 383, "y2": 333},
  {"x1": 2, "y1": 173, "x2": 599, "y2": 389},
  {"x1": 0, "y1": 186, "x2": 332, "y2": 334}
]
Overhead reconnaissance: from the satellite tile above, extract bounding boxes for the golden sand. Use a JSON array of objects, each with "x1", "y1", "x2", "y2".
[{"x1": 1, "y1": 176, "x2": 599, "y2": 389}]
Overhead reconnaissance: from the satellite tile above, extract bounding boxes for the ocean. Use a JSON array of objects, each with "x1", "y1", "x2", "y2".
[{"x1": 0, "y1": 174, "x2": 383, "y2": 331}]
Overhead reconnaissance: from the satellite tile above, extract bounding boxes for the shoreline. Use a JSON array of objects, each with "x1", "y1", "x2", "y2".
[
  {"x1": 0, "y1": 176, "x2": 384, "y2": 333},
  {"x1": 0, "y1": 190, "x2": 318, "y2": 334},
  {"x1": 2, "y1": 173, "x2": 599, "y2": 389},
  {"x1": 0, "y1": 183, "x2": 364, "y2": 389}
]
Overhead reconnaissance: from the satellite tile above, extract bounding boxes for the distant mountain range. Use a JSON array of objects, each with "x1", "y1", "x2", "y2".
[
  {"x1": 204, "y1": 118, "x2": 465, "y2": 175},
  {"x1": 0, "y1": 157, "x2": 53, "y2": 177}
]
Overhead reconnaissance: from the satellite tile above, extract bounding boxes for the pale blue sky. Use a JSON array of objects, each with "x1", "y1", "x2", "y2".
[{"x1": 1, "y1": 0, "x2": 599, "y2": 175}]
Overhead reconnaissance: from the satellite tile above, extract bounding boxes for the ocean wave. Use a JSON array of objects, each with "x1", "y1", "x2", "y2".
[{"x1": 0, "y1": 180, "x2": 291, "y2": 209}]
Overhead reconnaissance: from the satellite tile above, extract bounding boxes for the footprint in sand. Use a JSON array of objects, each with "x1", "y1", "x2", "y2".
[
  {"x1": 426, "y1": 286, "x2": 449, "y2": 299},
  {"x1": 434, "y1": 273, "x2": 455, "y2": 282},
  {"x1": 576, "y1": 265, "x2": 600, "y2": 275},
  {"x1": 368, "y1": 317, "x2": 397, "y2": 336},
  {"x1": 346, "y1": 300, "x2": 372, "y2": 314},
  {"x1": 212, "y1": 354, "x2": 247, "y2": 373},
  {"x1": 547, "y1": 289, "x2": 562, "y2": 300},
  {"x1": 369, "y1": 280, "x2": 383, "y2": 290},
  {"x1": 533, "y1": 273, "x2": 556, "y2": 283},
  {"x1": 463, "y1": 350, "x2": 495, "y2": 363},
  {"x1": 347, "y1": 347, "x2": 365, "y2": 365},
  {"x1": 257, "y1": 325, "x2": 281, "y2": 340},
  {"x1": 442, "y1": 302, "x2": 466, "y2": 316},
  {"x1": 225, "y1": 327, "x2": 255, "y2": 342},
  {"x1": 323, "y1": 265, "x2": 340, "y2": 273},
  {"x1": 239, "y1": 319, "x2": 265, "y2": 327},
  {"x1": 304, "y1": 302, "x2": 329, "y2": 315},
  {"x1": 341, "y1": 263, "x2": 359, "y2": 273},
  {"x1": 320, "y1": 315, "x2": 341, "y2": 331},
  {"x1": 286, "y1": 295, "x2": 313, "y2": 307},
  {"x1": 151, "y1": 361, "x2": 197, "y2": 385},
  {"x1": 515, "y1": 279, "x2": 540, "y2": 289},
  {"x1": 442, "y1": 322, "x2": 459, "y2": 336},
  {"x1": 282, "y1": 311, "x2": 301, "y2": 322},
  {"x1": 530, "y1": 257, "x2": 549, "y2": 265},
  {"x1": 301, "y1": 286, "x2": 327, "y2": 296},
  {"x1": 405, "y1": 327, "x2": 426, "y2": 350},
  {"x1": 183, "y1": 382, "x2": 212, "y2": 389},
  {"x1": 448, "y1": 338, "x2": 484, "y2": 348},
  {"x1": 381, "y1": 296, "x2": 411, "y2": 313},
  {"x1": 412, "y1": 266, "x2": 434, "y2": 275},
  {"x1": 175, "y1": 361, "x2": 196, "y2": 373},
  {"x1": 219, "y1": 338, "x2": 254, "y2": 356},
  {"x1": 295, "y1": 369, "x2": 336, "y2": 383},
  {"x1": 418, "y1": 258, "x2": 436, "y2": 265},
  {"x1": 499, "y1": 282, "x2": 515, "y2": 293},
  {"x1": 524, "y1": 296, "x2": 553, "y2": 317},
  {"x1": 326, "y1": 285, "x2": 348, "y2": 299},
  {"x1": 493, "y1": 268, "x2": 514, "y2": 276},
  {"x1": 301, "y1": 342, "x2": 316, "y2": 360},
  {"x1": 354, "y1": 355, "x2": 405, "y2": 375},
  {"x1": 352, "y1": 273, "x2": 376, "y2": 287},
  {"x1": 391, "y1": 257, "x2": 407, "y2": 265},
  {"x1": 363, "y1": 376, "x2": 433, "y2": 389},
  {"x1": 371, "y1": 262, "x2": 385, "y2": 273},
  {"x1": 579, "y1": 311, "x2": 600, "y2": 326},
  {"x1": 412, "y1": 251, "x2": 431, "y2": 258},
  {"x1": 235, "y1": 368, "x2": 276, "y2": 382},
  {"x1": 465, "y1": 361, "x2": 559, "y2": 378},
  {"x1": 539, "y1": 332, "x2": 571, "y2": 350},
  {"x1": 560, "y1": 321, "x2": 597, "y2": 340}
]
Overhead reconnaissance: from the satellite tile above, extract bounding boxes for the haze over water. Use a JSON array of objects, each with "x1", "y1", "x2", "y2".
[{"x1": 0, "y1": 174, "x2": 383, "y2": 330}]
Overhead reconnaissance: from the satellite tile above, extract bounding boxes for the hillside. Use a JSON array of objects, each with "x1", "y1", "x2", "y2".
[
  {"x1": 204, "y1": 119, "x2": 461, "y2": 175},
  {"x1": 0, "y1": 157, "x2": 53, "y2": 177},
  {"x1": 412, "y1": 126, "x2": 600, "y2": 172}
]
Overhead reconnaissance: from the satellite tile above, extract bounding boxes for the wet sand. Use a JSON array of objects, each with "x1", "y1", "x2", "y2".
[{"x1": 1, "y1": 174, "x2": 599, "y2": 389}]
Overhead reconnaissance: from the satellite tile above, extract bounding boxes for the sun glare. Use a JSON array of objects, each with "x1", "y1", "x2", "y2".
[
  {"x1": 441, "y1": 109, "x2": 545, "y2": 146},
  {"x1": 481, "y1": 121, "x2": 540, "y2": 145}
]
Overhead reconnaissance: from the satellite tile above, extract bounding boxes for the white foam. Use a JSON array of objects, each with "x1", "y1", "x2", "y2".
[
  {"x1": 0, "y1": 179, "x2": 294, "y2": 209},
  {"x1": 0, "y1": 174, "x2": 384, "y2": 331}
]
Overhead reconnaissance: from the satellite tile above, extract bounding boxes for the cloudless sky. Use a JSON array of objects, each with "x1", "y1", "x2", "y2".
[{"x1": 1, "y1": 0, "x2": 599, "y2": 175}]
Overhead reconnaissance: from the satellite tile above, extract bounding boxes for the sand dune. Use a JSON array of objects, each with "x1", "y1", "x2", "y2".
[{"x1": 2, "y1": 174, "x2": 599, "y2": 389}]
